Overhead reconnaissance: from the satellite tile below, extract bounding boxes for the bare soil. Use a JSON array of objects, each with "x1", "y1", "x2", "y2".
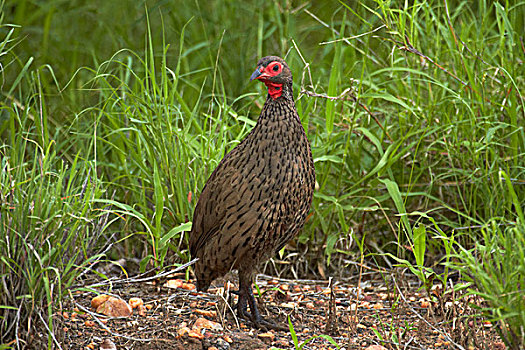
[{"x1": 32, "y1": 267, "x2": 506, "y2": 350}]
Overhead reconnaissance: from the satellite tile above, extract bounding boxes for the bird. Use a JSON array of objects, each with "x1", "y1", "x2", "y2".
[{"x1": 189, "y1": 55, "x2": 315, "y2": 330}]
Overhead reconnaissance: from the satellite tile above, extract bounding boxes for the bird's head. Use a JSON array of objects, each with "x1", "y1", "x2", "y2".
[{"x1": 250, "y1": 56, "x2": 293, "y2": 100}]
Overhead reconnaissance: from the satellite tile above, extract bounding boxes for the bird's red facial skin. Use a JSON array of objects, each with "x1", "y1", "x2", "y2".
[
  {"x1": 259, "y1": 62, "x2": 283, "y2": 99},
  {"x1": 265, "y1": 62, "x2": 283, "y2": 77},
  {"x1": 264, "y1": 81, "x2": 282, "y2": 99}
]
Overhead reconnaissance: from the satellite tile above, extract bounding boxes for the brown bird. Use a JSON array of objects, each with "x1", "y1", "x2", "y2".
[{"x1": 189, "y1": 56, "x2": 315, "y2": 330}]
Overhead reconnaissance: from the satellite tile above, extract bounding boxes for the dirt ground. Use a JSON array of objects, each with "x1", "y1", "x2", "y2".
[{"x1": 38, "y1": 268, "x2": 505, "y2": 350}]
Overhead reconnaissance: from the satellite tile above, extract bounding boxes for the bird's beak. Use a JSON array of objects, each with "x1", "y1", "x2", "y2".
[{"x1": 250, "y1": 66, "x2": 266, "y2": 81}]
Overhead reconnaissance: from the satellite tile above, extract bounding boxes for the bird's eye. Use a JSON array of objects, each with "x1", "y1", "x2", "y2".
[{"x1": 272, "y1": 64, "x2": 279, "y2": 72}]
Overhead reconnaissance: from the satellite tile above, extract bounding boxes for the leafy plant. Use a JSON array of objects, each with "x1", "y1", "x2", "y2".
[
  {"x1": 270, "y1": 316, "x2": 340, "y2": 350},
  {"x1": 450, "y1": 173, "x2": 525, "y2": 349}
]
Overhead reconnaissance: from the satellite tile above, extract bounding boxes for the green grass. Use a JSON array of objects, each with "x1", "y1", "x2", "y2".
[{"x1": 1, "y1": 0, "x2": 524, "y2": 348}]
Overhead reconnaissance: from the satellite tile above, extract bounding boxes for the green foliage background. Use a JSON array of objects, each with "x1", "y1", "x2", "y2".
[{"x1": 1, "y1": 0, "x2": 524, "y2": 347}]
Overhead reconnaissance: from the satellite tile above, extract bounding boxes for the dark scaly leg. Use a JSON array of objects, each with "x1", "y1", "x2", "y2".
[{"x1": 237, "y1": 272, "x2": 288, "y2": 331}]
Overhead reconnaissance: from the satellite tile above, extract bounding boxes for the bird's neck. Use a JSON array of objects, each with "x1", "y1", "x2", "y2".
[{"x1": 264, "y1": 81, "x2": 294, "y2": 103}]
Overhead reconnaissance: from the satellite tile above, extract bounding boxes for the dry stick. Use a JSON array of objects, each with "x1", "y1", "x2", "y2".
[
  {"x1": 442, "y1": 0, "x2": 488, "y2": 67},
  {"x1": 73, "y1": 302, "x2": 155, "y2": 343},
  {"x1": 393, "y1": 31, "x2": 524, "y2": 118},
  {"x1": 388, "y1": 32, "x2": 518, "y2": 112},
  {"x1": 353, "y1": 252, "x2": 364, "y2": 334},
  {"x1": 14, "y1": 303, "x2": 23, "y2": 350},
  {"x1": 217, "y1": 285, "x2": 241, "y2": 331},
  {"x1": 368, "y1": 337, "x2": 423, "y2": 350},
  {"x1": 291, "y1": 39, "x2": 393, "y2": 143},
  {"x1": 303, "y1": 8, "x2": 382, "y2": 66},
  {"x1": 390, "y1": 36, "x2": 467, "y2": 87},
  {"x1": 324, "y1": 277, "x2": 337, "y2": 334},
  {"x1": 391, "y1": 275, "x2": 466, "y2": 350},
  {"x1": 80, "y1": 258, "x2": 199, "y2": 289},
  {"x1": 36, "y1": 311, "x2": 63, "y2": 350},
  {"x1": 320, "y1": 25, "x2": 386, "y2": 45}
]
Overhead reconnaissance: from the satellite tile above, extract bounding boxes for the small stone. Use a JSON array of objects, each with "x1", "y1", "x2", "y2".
[
  {"x1": 164, "y1": 279, "x2": 184, "y2": 289},
  {"x1": 96, "y1": 297, "x2": 132, "y2": 317},
  {"x1": 99, "y1": 339, "x2": 117, "y2": 350},
  {"x1": 128, "y1": 297, "x2": 143, "y2": 309},
  {"x1": 365, "y1": 345, "x2": 387, "y2": 350},
  {"x1": 194, "y1": 309, "x2": 217, "y2": 318},
  {"x1": 223, "y1": 335, "x2": 233, "y2": 343},
  {"x1": 177, "y1": 326, "x2": 191, "y2": 338},
  {"x1": 281, "y1": 302, "x2": 295, "y2": 309},
  {"x1": 91, "y1": 294, "x2": 110, "y2": 310},
  {"x1": 188, "y1": 329, "x2": 204, "y2": 339},
  {"x1": 182, "y1": 282, "x2": 196, "y2": 290},
  {"x1": 258, "y1": 331, "x2": 275, "y2": 343},
  {"x1": 193, "y1": 317, "x2": 223, "y2": 331},
  {"x1": 137, "y1": 304, "x2": 147, "y2": 317},
  {"x1": 215, "y1": 338, "x2": 230, "y2": 349}
]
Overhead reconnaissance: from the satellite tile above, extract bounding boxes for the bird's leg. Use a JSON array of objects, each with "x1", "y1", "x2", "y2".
[
  {"x1": 234, "y1": 287, "x2": 249, "y2": 319},
  {"x1": 237, "y1": 273, "x2": 288, "y2": 331}
]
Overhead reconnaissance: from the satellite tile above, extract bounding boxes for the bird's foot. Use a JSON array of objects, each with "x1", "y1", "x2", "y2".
[
  {"x1": 238, "y1": 309, "x2": 288, "y2": 331},
  {"x1": 235, "y1": 277, "x2": 289, "y2": 331}
]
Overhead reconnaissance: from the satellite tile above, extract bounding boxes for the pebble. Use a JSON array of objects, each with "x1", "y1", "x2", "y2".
[{"x1": 215, "y1": 337, "x2": 230, "y2": 350}]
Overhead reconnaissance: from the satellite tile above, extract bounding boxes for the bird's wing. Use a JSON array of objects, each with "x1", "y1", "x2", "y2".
[{"x1": 189, "y1": 149, "x2": 253, "y2": 256}]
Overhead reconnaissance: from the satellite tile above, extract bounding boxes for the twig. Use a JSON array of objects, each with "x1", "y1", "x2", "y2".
[
  {"x1": 390, "y1": 36, "x2": 468, "y2": 87},
  {"x1": 73, "y1": 302, "x2": 153, "y2": 342},
  {"x1": 217, "y1": 286, "x2": 241, "y2": 330},
  {"x1": 37, "y1": 310, "x2": 63, "y2": 350},
  {"x1": 303, "y1": 8, "x2": 381, "y2": 66},
  {"x1": 291, "y1": 39, "x2": 393, "y2": 142},
  {"x1": 78, "y1": 258, "x2": 198, "y2": 289},
  {"x1": 320, "y1": 25, "x2": 386, "y2": 45},
  {"x1": 391, "y1": 274, "x2": 466, "y2": 350},
  {"x1": 324, "y1": 277, "x2": 338, "y2": 334},
  {"x1": 15, "y1": 303, "x2": 23, "y2": 350}
]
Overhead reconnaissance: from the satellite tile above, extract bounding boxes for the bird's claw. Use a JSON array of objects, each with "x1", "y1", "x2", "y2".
[{"x1": 238, "y1": 310, "x2": 288, "y2": 331}]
